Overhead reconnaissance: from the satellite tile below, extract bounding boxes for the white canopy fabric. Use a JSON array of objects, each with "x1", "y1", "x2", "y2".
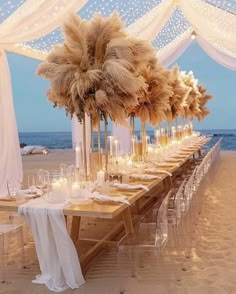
[
  {"x1": 0, "y1": 0, "x2": 88, "y2": 196},
  {"x1": 0, "y1": 0, "x2": 235, "y2": 195}
]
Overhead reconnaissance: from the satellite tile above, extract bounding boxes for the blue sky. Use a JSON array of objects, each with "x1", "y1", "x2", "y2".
[{"x1": 8, "y1": 41, "x2": 236, "y2": 132}]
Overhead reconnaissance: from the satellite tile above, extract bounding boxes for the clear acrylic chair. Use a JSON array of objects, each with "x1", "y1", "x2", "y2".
[
  {"x1": 117, "y1": 191, "x2": 171, "y2": 280},
  {"x1": 0, "y1": 224, "x2": 25, "y2": 282}
]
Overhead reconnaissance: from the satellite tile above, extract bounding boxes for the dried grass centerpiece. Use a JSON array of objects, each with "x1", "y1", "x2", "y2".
[
  {"x1": 36, "y1": 13, "x2": 161, "y2": 175},
  {"x1": 195, "y1": 85, "x2": 213, "y2": 122},
  {"x1": 165, "y1": 65, "x2": 191, "y2": 136}
]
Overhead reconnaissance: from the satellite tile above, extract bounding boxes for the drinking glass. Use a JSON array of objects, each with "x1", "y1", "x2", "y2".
[{"x1": 36, "y1": 169, "x2": 49, "y2": 192}]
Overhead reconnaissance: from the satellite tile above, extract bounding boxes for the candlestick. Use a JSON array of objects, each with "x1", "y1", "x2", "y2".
[
  {"x1": 114, "y1": 139, "x2": 118, "y2": 158},
  {"x1": 171, "y1": 126, "x2": 176, "y2": 139},
  {"x1": 131, "y1": 135, "x2": 136, "y2": 157},
  {"x1": 75, "y1": 145, "x2": 80, "y2": 169},
  {"x1": 109, "y1": 136, "x2": 114, "y2": 156},
  {"x1": 156, "y1": 130, "x2": 160, "y2": 146}
]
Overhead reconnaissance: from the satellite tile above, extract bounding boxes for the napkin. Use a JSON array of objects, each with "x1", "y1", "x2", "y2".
[
  {"x1": 92, "y1": 192, "x2": 130, "y2": 205},
  {"x1": 154, "y1": 162, "x2": 176, "y2": 167},
  {"x1": 129, "y1": 174, "x2": 161, "y2": 180},
  {"x1": 19, "y1": 187, "x2": 43, "y2": 197},
  {"x1": 111, "y1": 181, "x2": 149, "y2": 191},
  {"x1": 144, "y1": 168, "x2": 172, "y2": 177}
]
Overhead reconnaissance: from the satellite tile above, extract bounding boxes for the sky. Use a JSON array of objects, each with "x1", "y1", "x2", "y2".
[{"x1": 8, "y1": 41, "x2": 236, "y2": 133}]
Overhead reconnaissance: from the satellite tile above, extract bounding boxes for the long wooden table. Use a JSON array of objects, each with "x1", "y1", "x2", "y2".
[{"x1": 0, "y1": 140, "x2": 206, "y2": 270}]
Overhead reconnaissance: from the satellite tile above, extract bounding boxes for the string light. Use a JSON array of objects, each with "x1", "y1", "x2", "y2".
[
  {"x1": 152, "y1": 7, "x2": 190, "y2": 50},
  {"x1": 0, "y1": 0, "x2": 25, "y2": 24},
  {"x1": 0, "y1": 0, "x2": 234, "y2": 59},
  {"x1": 191, "y1": 31, "x2": 196, "y2": 40}
]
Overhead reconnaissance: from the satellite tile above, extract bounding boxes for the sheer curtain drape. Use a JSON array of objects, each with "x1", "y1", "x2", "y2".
[
  {"x1": 127, "y1": 0, "x2": 175, "y2": 40},
  {"x1": 0, "y1": 0, "x2": 88, "y2": 196},
  {"x1": 158, "y1": 28, "x2": 192, "y2": 67},
  {"x1": 179, "y1": 0, "x2": 236, "y2": 55},
  {"x1": 0, "y1": 50, "x2": 23, "y2": 195}
]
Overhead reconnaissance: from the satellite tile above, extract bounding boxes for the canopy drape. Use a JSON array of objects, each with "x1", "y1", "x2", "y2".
[{"x1": 0, "y1": 0, "x2": 88, "y2": 196}]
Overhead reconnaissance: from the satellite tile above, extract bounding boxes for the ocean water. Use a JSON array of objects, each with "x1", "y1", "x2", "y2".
[{"x1": 18, "y1": 129, "x2": 236, "y2": 151}]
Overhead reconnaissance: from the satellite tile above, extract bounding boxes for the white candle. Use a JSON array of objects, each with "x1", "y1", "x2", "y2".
[
  {"x1": 156, "y1": 130, "x2": 160, "y2": 145},
  {"x1": 131, "y1": 136, "x2": 136, "y2": 156},
  {"x1": 127, "y1": 159, "x2": 132, "y2": 167},
  {"x1": 75, "y1": 145, "x2": 80, "y2": 169},
  {"x1": 71, "y1": 182, "x2": 80, "y2": 198},
  {"x1": 59, "y1": 177, "x2": 68, "y2": 194},
  {"x1": 148, "y1": 146, "x2": 153, "y2": 153},
  {"x1": 52, "y1": 181, "x2": 61, "y2": 192},
  {"x1": 114, "y1": 139, "x2": 118, "y2": 157},
  {"x1": 109, "y1": 136, "x2": 113, "y2": 156},
  {"x1": 171, "y1": 126, "x2": 176, "y2": 138},
  {"x1": 48, "y1": 181, "x2": 65, "y2": 203},
  {"x1": 97, "y1": 170, "x2": 105, "y2": 186}
]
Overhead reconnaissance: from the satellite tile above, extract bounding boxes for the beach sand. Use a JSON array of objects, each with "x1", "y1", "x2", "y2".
[
  {"x1": 21, "y1": 149, "x2": 74, "y2": 186},
  {"x1": 1, "y1": 151, "x2": 236, "y2": 293}
]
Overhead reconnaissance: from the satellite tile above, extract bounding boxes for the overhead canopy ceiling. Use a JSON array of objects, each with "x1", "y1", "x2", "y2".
[{"x1": 0, "y1": 0, "x2": 235, "y2": 62}]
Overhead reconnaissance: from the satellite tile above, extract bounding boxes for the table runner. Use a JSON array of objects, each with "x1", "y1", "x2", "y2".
[{"x1": 18, "y1": 198, "x2": 85, "y2": 292}]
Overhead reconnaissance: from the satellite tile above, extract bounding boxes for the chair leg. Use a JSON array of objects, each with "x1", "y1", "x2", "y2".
[
  {"x1": 16, "y1": 226, "x2": 25, "y2": 269},
  {"x1": 0, "y1": 234, "x2": 5, "y2": 283}
]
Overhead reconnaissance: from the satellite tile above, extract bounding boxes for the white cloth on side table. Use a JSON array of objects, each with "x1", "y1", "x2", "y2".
[{"x1": 18, "y1": 197, "x2": 85, "y2": 292}]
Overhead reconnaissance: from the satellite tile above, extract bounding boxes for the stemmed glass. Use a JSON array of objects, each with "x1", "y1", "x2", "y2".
[{"x1": 36, "y1": 169, "x2": 49, "y2": 193}]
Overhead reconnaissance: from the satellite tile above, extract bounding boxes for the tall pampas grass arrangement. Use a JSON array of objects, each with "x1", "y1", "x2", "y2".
[
  {"x1": 165, "y1": 66, "x2": 191, "y2": 132},
  {"x1": 196, "y1": 85, "x2": 213, "y2": 121},
  {"x1": 130, "y1": 64, "x2": 173, "y2": 126},
  {"x1": 37, "y1": 13, "x2": 152, "y2": 126},
  {"x1": 181, "y1": 71, "x2": 201, "y2": 121}
]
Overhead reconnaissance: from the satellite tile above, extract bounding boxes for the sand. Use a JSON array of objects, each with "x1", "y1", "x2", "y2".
[
  {"x1": 21, "y1": 149, "x2": 74, "y2": 187},
  {"x1": 1, "y1": 151, "x2": 236, "y2": 293}
]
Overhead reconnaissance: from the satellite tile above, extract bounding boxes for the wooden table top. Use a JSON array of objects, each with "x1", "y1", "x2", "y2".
[{"x1": 0, "y1": 142, "x2": 205, "y2": 219}]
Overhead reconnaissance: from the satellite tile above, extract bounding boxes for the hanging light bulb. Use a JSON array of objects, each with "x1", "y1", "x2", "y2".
[{"x1": 191, "y1": 31, "x2": 196, "y2": 40}]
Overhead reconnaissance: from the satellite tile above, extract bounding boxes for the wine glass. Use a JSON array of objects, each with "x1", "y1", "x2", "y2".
[{"x1": 36, "y1": 169, "x2": 49, "y2": 192}]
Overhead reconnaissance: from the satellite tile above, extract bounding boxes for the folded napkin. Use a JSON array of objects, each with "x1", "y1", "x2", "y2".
[
  {"x1": 18, "y1": 197, "x2": 85, "y2": 292},
  {"x1": 111, "y1": 181, "x2": 149, "y2": 191},
  {"x1": 19, "y1": 187, "x2": 43, "y2": 197},
  {"x1": 144, "y1": 168, "x2": 172, "y2": 177},
  {"x1": 129, "y1": 173, "x2": 161, "y2": 180},
  {"x1": 92, "y1": 192, "x2": 130, "y2": 205}
]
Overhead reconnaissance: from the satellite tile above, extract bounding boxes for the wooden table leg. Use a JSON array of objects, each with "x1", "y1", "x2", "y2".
[
  {"x1": 198, "y1": 149, "x2": 202, "y2": 157},
  {"x1": 71, "y1": 216, "x2": 81, "y2": 245},
  {"x1": 163, "y1": 176, "x2": 172, "y2": 193},
  {"x1": 122, "y1": 207, "x2": 134, "y2": 234}
]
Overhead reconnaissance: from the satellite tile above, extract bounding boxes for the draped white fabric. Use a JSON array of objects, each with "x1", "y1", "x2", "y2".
[
  {"x1": 158, "y1": 29, "x2": 192, "y2": 67},
  {"x1": 126, "y1": 0, "x2": 176, "y2": 40},
  {"x1": 0, "y1": 50, "x2": 23, "y2": 196},
  {"x1": 179, "y1": 0, "x2": 236, "y2": 55},
  {"x1": 0, "y1": 0, "x2": 88, "y2": 44},
  {"x1": 196, "y1": 35, "x2": 236, "y2": 70},
  {"x1": 0, "y1": 0, "x2": 88, "y2": 196}
]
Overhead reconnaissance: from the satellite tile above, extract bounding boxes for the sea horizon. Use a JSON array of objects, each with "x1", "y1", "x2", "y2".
[
  {"x1": 18, "y1": 128, "x2": 236, "y2": 133},
  {"x1": 18, "y1": 129, "x2": 236, "y2": 151}
]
